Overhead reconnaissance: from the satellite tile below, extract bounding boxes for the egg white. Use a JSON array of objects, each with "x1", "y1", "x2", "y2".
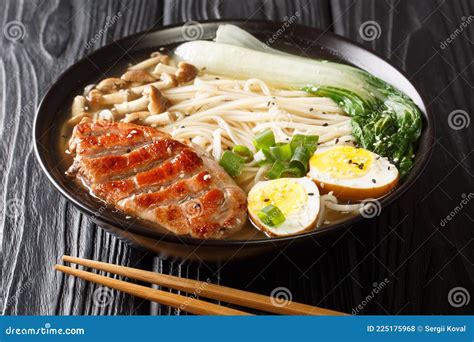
[
  {"x1": 248, "y1": 177, "x2": 320, "y2": 237},
  {"x1": 308, "y1": 146, "x2": 399, "y2": 200}
]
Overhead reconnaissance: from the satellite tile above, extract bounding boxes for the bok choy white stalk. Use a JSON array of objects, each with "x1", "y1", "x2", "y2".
[{"x1": 174, "y1": 25, "x2": 422, "y2": 176}]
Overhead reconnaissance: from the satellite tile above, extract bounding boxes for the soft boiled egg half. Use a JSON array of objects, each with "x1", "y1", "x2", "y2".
[
  {"x1": 308, "y1": 145, "x2": 399, "y2": 201},
  {"x1": 248, "y1": 177, "x2": 320, "y2": 236}
]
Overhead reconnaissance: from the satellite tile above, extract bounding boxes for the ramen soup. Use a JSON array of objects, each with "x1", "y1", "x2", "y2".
[{"x1": 58, "y1": 25, "x2": 421, "y2": 239}]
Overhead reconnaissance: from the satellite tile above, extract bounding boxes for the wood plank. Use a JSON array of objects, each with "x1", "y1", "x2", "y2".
[
  {"x1": 1, "y1": 0, "x2": 472, "y2": 316},
  {"x1": 1, "y1": 0, "x2": 163, "y2": 315},
  {"x1": 331, "y1": 0, "x2": 474, "y2": 314}
]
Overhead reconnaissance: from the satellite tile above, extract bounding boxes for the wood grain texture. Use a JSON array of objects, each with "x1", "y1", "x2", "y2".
[{"x1": 1, "y1": 0, "x2": 473, "y2": 316}]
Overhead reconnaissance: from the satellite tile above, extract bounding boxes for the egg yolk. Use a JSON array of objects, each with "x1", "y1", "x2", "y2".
[
  {"x1": 248, "y1": 179, "x2": 307, "y2": 216},
  {"x1": 310, "y1": 146, "x2": 373, "y2": 179}
]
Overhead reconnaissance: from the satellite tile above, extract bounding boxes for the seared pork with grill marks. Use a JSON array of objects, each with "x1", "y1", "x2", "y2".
[{"x1": 67, "y1": 119, "x2": 247, "y2": 239}]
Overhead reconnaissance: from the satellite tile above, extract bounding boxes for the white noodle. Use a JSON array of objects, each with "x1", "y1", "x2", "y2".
[
  {"x1": 317, "y1": 193, "x2": 362, "y2": 227},
  {"x1": 152, "y1": 76, "x2": 353, "y2": 190}
]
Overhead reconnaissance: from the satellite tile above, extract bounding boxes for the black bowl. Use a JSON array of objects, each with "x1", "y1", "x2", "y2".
[{"x1": 33, "y1": 20, "x2": 434, "y2": 262}]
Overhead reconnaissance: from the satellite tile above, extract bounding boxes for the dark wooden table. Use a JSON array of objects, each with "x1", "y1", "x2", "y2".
[{"x1": 1, "y1": 0, "x2": 473, "y2": 315}]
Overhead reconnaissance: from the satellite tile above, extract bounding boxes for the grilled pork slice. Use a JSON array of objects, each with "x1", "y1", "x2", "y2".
[{"x1": 67, "y1": 119, "x2": 247, "y2": 239}]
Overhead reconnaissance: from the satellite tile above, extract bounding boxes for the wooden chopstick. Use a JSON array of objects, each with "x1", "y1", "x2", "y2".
[
  {"x1": 55, "y1": 264, "x2": 251, "y2": 316},
  {"x1": 61, "y1": 255, "x2": 347, "y2": 315}
]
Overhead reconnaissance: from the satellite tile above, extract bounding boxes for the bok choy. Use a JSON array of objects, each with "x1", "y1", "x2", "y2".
[{"x1": 174, "y1": 25, "x2": 422, "y2": 176}]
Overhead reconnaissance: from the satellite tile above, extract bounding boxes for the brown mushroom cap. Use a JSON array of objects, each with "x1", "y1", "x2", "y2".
[
  {"x1": 161, "y1": 73, "x2": 178, "y2": 87},
  {"x1": 146, "y1": 86, "x2": 169, "y2": 114},
  {"x1": 96, "y1": 78, "x2": 128, "y2": 93},
  {"x1": 175, "y1": 62, "x2": 198, "y2": 84},
  {"x1": 121, "y1": 70, "x2": 157, "y2": 83},
  {"x1": 86, "y1": 89, "x2": 104, "y2": 109},
  {"x1": 150, "y1": 52, "x2": 170, "y2": 65}
]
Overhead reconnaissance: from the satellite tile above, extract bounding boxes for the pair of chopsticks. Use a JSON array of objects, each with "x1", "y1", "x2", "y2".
[{"x1": 55, "y1": 255, "x2": 346, "y2": 316}]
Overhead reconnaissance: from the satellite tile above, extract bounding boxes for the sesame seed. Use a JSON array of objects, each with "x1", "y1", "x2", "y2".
[
  {"x1": 309, "y1": 108, "x2": 314, "y2": 112},
  {"x1": 322, "y1": 123, "x2": 329, "y2": 127},
  {"x1": 264, "y1": 198, "x2": 270, "y2": 202},
  {"x1": 335, "y1": 138, "x2": 339, "y2": 144},
  {"x1": 372, "y1": 179, "x2": 376, "y2": 183},
  {"x1": 308, "y1": 193, "x2": 314, "y2": 196}
]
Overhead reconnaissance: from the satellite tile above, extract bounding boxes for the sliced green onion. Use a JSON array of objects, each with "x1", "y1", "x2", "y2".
[
  {"x1": 257, "y1": 204, "x2": 286, "y2": 226},
  {"x1": 281, "y1": 166, "x2": 304, "y2": 178},
  {"x1": 254, "y1": 150, "x2": 271, "y2": 166},
  {"x1": 219, "y1": 150, "x2": 244, "y2": 177},
  {"x1": 232, "y1": 145, "x2": 253, "y2": 162},
  {"x1": 262, "y1": 148, "x2": 274, "y2": 162},
  {"x1": 269, "y1": 143, "x2": 292, "y2": 161},
  {"x1": 256, "y1": 212, "x2": 273, "y2": 226},
  {"x1": 289, "y1": 146, "x2": 310, "y2": 173},
  {"x1": 290, "y1": 134, "x2": 319, "y2": 154},
  {"x1": 266, "y1": 161, "x2": 286, "y2": 179},
  {"x1": 266, "y1": 161, "x2": 304, "y2": 179},
  {"x1": 253, "y1": 129, "x2": 275, "y2": 150},
  {"x1": 290, "y1": 134, "x2": 304, "y2": 151},
  {"x1": 303, "y1": 135, "x2": 319, "y2": 154}
]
